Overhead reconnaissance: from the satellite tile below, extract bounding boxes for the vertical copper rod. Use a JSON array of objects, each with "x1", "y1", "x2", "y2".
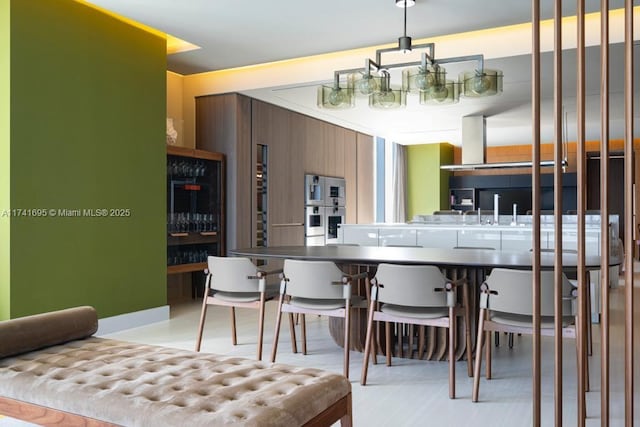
[
  {"x1": 553, "y1": 0, "x2": 564, "y2": 424},
  {"x1": 576, "y1": 0, "x2": 587, "y2": 425},
  {"x1": 531, "y1": 1, "x2": 541, "y2": 425},
  {"x1": 599, "y1": 0, "x2": 610, "y2": 425},
  {"x1": 624, "y1": 1, "x2": 635, "y2": 424}
]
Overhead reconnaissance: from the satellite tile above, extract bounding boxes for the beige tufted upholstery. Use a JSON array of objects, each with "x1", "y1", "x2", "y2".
[
  {"x1": 0, "y1": 307, "x2": 351, "y2": 426},
  {"x1": 0, "y1": 337, "x2": 351, "y2": 426}
]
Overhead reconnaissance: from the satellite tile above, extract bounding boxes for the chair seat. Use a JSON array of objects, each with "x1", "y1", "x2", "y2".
[
  {"x1": 380, "y1": 303, "x2": 448, "y2": 319},
  {"x1": 290, "y1": 295, "x2": 364, "y2": 310},
  {"x1": 213, "y1": 285, "x2": 279, "y2": 303},
  {"x1": 489, "y1": 311, "x2": 575, "y2": 329}
]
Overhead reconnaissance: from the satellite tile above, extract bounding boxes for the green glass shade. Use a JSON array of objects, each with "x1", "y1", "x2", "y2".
[
  {"x1": 459, "y1": 69, "x2": 503, "y2": 97},
  {"x1": 419, "y1": 80, "x2": 460, "y2": 105},
  {"x1": 369, "y1": 88, "x2": 406, "y2": 109},
  {"x1": 317, "y1": 85, "x2": 355, "y2": 109},
  {"x1": 402, "y1": 66, "x2": 445, "y2": 93},
  {"x1": 348, "y1": 72, "x2": 382, "y2": 96}
]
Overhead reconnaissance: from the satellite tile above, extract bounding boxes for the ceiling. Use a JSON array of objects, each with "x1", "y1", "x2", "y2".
[{"x1": 86, "y1": 0, "x2": 638, "y2": 146}]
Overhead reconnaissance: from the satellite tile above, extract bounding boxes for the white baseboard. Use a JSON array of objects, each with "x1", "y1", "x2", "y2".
[{"x1": 96, "y1": 305, "x2": 170, "y2": 335}]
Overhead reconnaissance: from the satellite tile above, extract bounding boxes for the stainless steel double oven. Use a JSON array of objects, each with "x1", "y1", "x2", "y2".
[{"x1": 304, "y1": 174, "x2": 346, "y2": 246}]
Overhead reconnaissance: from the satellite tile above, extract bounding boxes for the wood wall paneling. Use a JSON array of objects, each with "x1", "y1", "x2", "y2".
[
  {"x1": 356, "y1": 133, "x2": 375, "y2": 224},
  {"x1": 235, "y1": 95, "x2": 252, "y2": 249},
  {"x1": 343, "y1": 130, "x2": 358, "y2": 224},
  {"x1": 195, "y1": 94, "x2": 252, "y2": 250},
  {"x1": 252, "y1": 101, "x2": 304, "y2": 247}
]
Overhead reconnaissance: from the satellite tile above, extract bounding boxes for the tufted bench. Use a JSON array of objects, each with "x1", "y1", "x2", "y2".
[{"x1": 0, "y1": 307, "x2": 352, "y2": 426}]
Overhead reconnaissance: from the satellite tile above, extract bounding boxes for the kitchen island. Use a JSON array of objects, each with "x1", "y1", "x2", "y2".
[{"x1": 337, "y1": 214, "x2": 621, "y2": 324}]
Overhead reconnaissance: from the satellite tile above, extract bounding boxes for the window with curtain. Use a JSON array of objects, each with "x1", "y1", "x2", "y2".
[{"x1": 376, "y1": 139, "x2": 407, "y2": 223}]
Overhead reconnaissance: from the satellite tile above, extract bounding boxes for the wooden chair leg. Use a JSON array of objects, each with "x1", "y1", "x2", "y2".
[
  {"x1": 449, "y1": 307, "x2": 456, "y2": 399},
  {"x1": 485, "y1": 330, "x2": 492, "y2": 380},
  {"x1": 373, "y1": 305, "x2": 381, "y2": 365},
  {"x1": 230, "y1": 306, "x2": 237, "y2": 345},
  {"x1": 370, "y1": 334, "x2": 378, "y2": 366},
  {"x1": 586, "y1": 276, "x2": 593, "y2": 357},
  {"x1": 508, "y1": 332, "x2": 514, "y2": 349},
  {"x1": 397, "y1": 323, "x2": 403, "y2": 359},
  {"x1": 385, "y1": 322, "x2": 392, "y2": 366},
  {"x1": 257, "y1": 293, "x2": 266, "y2": 361},
  {"x1": 574, "y1": 320, "x2": 587, "y2": 420},
  {"x1": 361, "y1": 301, "x2": 377, "y2": 385},
  {"x1": 472, "y1": 309, "x2": 487, "y2": 402},
  {"x1": 271, "y1": 295, "x2": 285, "y2": 363},
  {"x1": 301, "y1": 314, "x2": 307, "y2": 355},
  {"x1": 195, "y1": 296, "x2": 209, "y2": 352},
  {"x1": 344, "y1": 307, "x2": 351, "y2": 378},
  {"x1": 288, "y1": 313, "x2": 298, "y2": 354}
]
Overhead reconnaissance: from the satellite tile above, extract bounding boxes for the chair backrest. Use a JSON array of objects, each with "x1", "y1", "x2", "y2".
[
  {"x1": 372, "y1": 264, "x2": 448, "y2": 308},
  {"x1": 207, "y1": 256, "x2": 260, "y2": 293},
  {"x1": 484, "y1": 268, "x2": 573, "y2": 316},
  {"x1": 283, "y1": 259, "x2": 347, "y2": 300}
]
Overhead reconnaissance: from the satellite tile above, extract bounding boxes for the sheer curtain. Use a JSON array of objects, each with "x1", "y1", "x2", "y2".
[{"x1": 390, "y1": 143, "x2": 407, "y2": 223}]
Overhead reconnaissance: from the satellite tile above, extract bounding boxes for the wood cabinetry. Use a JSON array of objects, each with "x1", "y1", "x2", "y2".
[
  {"x1": 166, "y1": 145, "x2": 225, "y2": 274},
  {"x1": 195, "y1": 94, "x2": 374, "y2": 251},
  {"x1": 252, "y1": 101, "x2": 305, "y2": 246}
]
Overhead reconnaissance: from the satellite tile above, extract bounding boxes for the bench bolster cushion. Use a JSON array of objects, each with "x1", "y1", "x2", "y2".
[{"x1": 0, "y1": 306, "x2": 98, "y2": 358}]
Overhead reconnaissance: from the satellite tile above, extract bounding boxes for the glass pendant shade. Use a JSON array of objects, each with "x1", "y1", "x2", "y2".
[
  {"x1": 317, "y1": 85, "x2": 355, "y2": 109},
  {"x1": 369, "y1": 88, "x2": 406, "y2": 109},
  {"x1": 459, "y1": 69, "x2": 503, "y2": 97},
  {"x1": 402, "y1": 66, "x2": 446, "y2": 93},
  {"x1": 419, "y1": 80, "x2": 460, "y2": 105},
  {"x1": 348, "y1": 72, "x2": 382, "y2": 96}
]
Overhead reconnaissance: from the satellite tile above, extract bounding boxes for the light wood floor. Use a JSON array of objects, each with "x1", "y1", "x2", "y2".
[
  {"x1": 3, "y1": 271, "x2": 637, "y2": 426},
  {"x1": 98, "y1": 271, "x2": 640, "y2": 426}
]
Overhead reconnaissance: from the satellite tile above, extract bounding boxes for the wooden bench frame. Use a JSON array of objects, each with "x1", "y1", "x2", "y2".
[{"x1": 0, "y1": 393, "x2": 352, "y2": 427}]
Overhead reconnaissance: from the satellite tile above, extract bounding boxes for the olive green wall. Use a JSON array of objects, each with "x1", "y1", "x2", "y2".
[
  {"x1": 5, "y1": 0, "x2": 166, "y2": 320},
  {"x1": 406, "y1": 143, "x2": 453, "y2": 218},
  {"x1": 0, "y1": 0, "x2": 10, "y2": 320}
]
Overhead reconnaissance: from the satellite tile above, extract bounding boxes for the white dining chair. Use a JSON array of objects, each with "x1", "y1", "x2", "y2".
[
  {"x1": 270, "y1": 259, "x2": 368, "y2": 378},
  {"x1": 471, "y1": 268, "x2": 578, "y2": 402},
  {"x1": 360, "y1": 263, "x2": 472, "y2": 399},
  {"x1": 195, "y1": 256, "x2": 281, "y2": 360}
]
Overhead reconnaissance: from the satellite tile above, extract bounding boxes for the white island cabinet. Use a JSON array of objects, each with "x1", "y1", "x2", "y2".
[{"x1": 337, "y1": 215, "x2": 621, "y2": 324}]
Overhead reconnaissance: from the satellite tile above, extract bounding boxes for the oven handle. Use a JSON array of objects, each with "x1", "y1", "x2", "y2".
[{"x1": 272, "y1": 223, "x2": 304, "y2": 227}]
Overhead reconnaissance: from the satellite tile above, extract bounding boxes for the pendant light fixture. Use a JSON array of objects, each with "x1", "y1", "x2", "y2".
[{"x1": 317, "y1": 0, "x2": 503, "y2": 110}]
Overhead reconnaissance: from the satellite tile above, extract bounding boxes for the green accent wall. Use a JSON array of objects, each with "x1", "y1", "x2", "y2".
[
  {"x1": 0, "y1": 0, "x2": 10, "y2": 320},
  {"x1": 406, "y1": 143, "x2": 453, "y2": 219},
  {"x1": 3, "y1": 0, "x2": 166, "y2": 320}
]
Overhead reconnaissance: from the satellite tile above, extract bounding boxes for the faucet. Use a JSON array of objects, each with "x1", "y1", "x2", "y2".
[
  {"x1": 511, "y1": 203, "x2": 518, "y2": 226},
  {"x1": 477, "y1": 208, "x2": 481, "y2": 224},
  {"x1": 493, "y1": 194, "x2": 500, "y2": 225}
]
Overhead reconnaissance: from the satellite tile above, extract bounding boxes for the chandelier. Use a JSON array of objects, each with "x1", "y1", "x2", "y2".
[{"x1": 317, "y1": 0, "x2": 503, "y2": 110}]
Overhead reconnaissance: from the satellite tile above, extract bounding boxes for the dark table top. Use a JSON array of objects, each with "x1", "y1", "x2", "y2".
[{"x1": 229, "y1": 246, "x2": 618, "y2": 270}]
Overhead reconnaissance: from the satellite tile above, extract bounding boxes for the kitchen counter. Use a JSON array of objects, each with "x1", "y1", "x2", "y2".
[{"x1": 337, "y1": 214, "x2": 619, "y2": 255}]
